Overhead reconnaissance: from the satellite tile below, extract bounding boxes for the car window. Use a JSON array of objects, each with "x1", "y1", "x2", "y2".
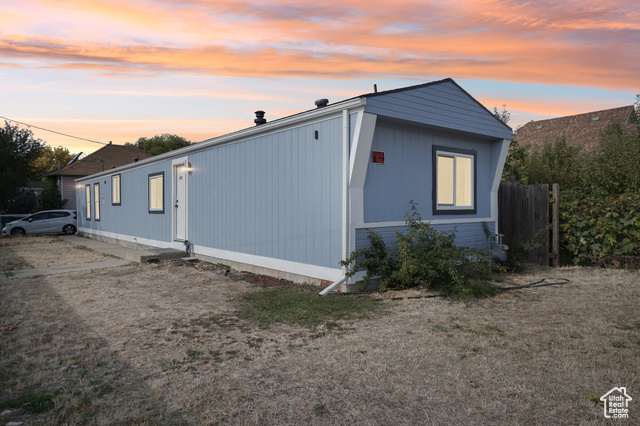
[
  {"x1": 48, "y1": 212, "x2": 70, "y2": 219},
  {"x1": 29, "y1": 213, "x2": 49, "y2": 221}
]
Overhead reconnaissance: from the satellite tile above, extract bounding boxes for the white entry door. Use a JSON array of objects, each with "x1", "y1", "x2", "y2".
[{"x1": 174, "y1": 164, "x2": 187, "y2": 241}]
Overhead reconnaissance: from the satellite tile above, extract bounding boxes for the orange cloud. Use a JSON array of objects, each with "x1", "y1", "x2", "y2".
[{"x1": 1, "y1": 0, "x2": 638, "y2": 89}]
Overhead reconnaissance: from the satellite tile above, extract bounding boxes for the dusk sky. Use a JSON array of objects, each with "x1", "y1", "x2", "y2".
[{"x1": 1, "y1": 0, "x2": 638, "y2": 155}]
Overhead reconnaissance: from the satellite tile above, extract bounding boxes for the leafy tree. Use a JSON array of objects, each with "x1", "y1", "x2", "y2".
[
  {"x1": 5, "y1": 188, "x2": 38, "y2": 213},
  {"x1": 37, "y1": 181, "x2": 67, "y2": 211},
  {"x1": 526, "y1": 136, "x2": 584, "y2": 191},
  {"x1": 126, "y1": 134, "x2": 192, "y2": 156},
  {"x1": 584, "y1": 123, "x2": 640, "y2": 196},
  {"x1": 33, "y1": 145, "x2": 75, "y2": 174},
  {"x1": 501, "y1": 138, "x2": 529, "y2": 183},
  {"x1": 0, "y1": 121, "x2": 44, "y2": 213},
  {"x1": 493, "y1": 105, "x2": 511, "y2": 125}
]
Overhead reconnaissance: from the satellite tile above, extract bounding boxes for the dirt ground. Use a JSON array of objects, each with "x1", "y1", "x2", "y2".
[
  {"x1": 1, "y1": 236, "x2": 639, "y2": 425},
  {"x1": 0, "y1": 236, "x2": 109, "y2": 271}
]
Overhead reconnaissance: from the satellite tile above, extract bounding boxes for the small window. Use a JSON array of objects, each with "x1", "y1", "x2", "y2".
[
  {"x1": 94, "y1": 183, "x2": 100, "y2": 221},
  {"x1": 148, "y1": 172, "x2": 164, "y2": 214},
  {"x1": 433, "y1": 146, "x2": 476, "y2": 215},
  {"x1": 112, "y1": 174, "x2": 121, "y2": 205},
  {"x1": 85, "y1": 185, "x2": 91, "y2": 220}
]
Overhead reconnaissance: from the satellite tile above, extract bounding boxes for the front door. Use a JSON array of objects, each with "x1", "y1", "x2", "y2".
[{"x1": 174, "y1": 164, "x2": 187, "y2": 241}]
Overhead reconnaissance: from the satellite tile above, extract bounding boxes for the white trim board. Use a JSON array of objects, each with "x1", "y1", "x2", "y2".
[
  {"x1": 356, "y1": 217, "x2": 496, "y2": 229},
  {"x1": 78, "y1": 227, "x2": 344, "y2": 282}
]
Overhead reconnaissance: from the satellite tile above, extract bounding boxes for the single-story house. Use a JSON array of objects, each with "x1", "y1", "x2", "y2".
[
  {"x1": 49, "y1": 143, "x2": 152, "y2": 209},
  {"x1": 516, "y1": 105, "x2": 637, "y2": 152},
  {"x1": 76, "y1": 78, "x2": 512, "y2": 291}
]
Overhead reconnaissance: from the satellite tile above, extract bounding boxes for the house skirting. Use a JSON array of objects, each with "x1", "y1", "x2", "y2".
[{"x1": 78, "y1": 228, "x2": 342, "y2": 287}]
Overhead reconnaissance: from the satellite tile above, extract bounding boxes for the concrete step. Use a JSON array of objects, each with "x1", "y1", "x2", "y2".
[{"x1": 126, "y1": 248, "x2": 187, "y2": 264}]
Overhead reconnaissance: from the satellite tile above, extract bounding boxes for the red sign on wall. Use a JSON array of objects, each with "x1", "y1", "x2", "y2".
[{"x1": 372, "y1": 151, "x2": 385, "y2": 164}]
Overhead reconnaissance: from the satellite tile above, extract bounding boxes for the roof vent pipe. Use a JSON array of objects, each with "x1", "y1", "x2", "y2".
[
  {"x1": 315, "y1": 99, "x2": 329, "y2": 108},
  {"x1": 254, "y1": 110, "x2": 266, "y2": 125}
]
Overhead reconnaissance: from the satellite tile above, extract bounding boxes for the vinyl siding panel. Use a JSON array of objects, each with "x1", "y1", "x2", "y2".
[
  {"x1": 355, "y1": 221, "x2": 495, "y2": 253},
  {"x1": 185, "y1": 117, "x2": 343, "y2": 269},
  {"x1": 363, "y1": 122, "x2": 493, "y2": 223},
  {"x1": 60, "y1": 176, "x2": 79, "y2": 210},
  {"x1": 365, "y1": 81, "x2": 512, "y2": 140},
  {"x1": 77, "y1": 162, "x2": 173, "y2": 242}
]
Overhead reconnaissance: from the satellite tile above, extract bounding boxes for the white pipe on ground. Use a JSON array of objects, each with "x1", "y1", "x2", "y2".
[{"x1": 319, "y1": 276, "x2": 348, "y2": 296}]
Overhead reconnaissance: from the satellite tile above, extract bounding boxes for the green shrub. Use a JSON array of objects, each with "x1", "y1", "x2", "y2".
[
  {"x1": 560, "y1": 192, "x2": 640, "y2": 267},
  {"x1": 341, "y1": 204, "x2": 499, "y2": 298}
]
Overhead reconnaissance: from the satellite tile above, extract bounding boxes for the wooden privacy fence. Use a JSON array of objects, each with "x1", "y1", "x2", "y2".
[{"x1": 498, "y1": 182, "x2": 560, "y2": 266}]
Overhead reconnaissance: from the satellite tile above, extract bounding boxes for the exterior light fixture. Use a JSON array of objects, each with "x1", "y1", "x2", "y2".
[{"x1": 186, "y1": 162, "x2": 192, "y2": 174}]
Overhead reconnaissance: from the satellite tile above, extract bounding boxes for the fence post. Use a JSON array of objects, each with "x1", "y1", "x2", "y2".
[{"x1": 551, "y1": 184, "x2": 560, "y2": 267}]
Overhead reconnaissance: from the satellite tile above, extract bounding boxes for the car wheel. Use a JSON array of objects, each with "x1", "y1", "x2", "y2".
[
  {"x1": 10, "y1": 227, "x2": 25, "y2": 236},
  {"x1": 63, "y1": 224, "x2": 77, "y2": 235}
]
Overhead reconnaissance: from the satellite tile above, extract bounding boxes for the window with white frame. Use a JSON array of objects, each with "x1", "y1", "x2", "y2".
[
  {"x1": 94, "y1": 183, "x2": 100, "y2": 221},
  {"x1": 85, "y1": 185, "x2": 91, "y2": 220},
  {"x1": 148, "y1": 172, "x2": 164, "y2": 213},
  {"x1": 433, "y1": 146, "x2": 476, "y2": 214},
  {"x1": 112, "y1": 174, "x2": 121, "y2": 205}
]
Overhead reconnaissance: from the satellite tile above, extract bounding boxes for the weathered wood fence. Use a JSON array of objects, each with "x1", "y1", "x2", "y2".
[{"x1": 498, "y1": 182, "x2": 560, "y2": 266}]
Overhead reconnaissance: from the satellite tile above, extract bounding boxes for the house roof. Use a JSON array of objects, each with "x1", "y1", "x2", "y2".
[
  {"x1": 516, "y1": 105, "x2": 636, "y2": 152},
  {"x1": 49, "y1": 143, "x2": 152, "y2": 177},
  {"x1": 77, "y1": 78, "x2": 510, "y2": 181}
]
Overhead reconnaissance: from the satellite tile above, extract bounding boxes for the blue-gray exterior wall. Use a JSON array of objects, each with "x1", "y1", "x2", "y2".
[
  {"x1": 78, "y1": 116, "x2": 344, "y2": 270},
  {"x1": 78, "y1": 160, "x2": 173, "y2": 242},
  {"x1": 355, "y1": 222, "x2": 496, "y2": 253},
  {"x1": 364, "y1": 80, "x2": 512, "y2": 140},
  {"x1": 188, "y1": 118, "x2": 343, "y2": 269},
  {"x1": 362, "y1": 121, "x2": 494, "y2": 223}
]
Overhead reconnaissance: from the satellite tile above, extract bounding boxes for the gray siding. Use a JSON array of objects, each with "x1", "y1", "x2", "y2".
[
  {"x1": 355, "y1": 221, "x2": 495, "y2": 253},
  {"x1": 59, "y1": 176, "x2": 80, "y2": 210},
  {"x1": 78, "y1": 116, "x2": 344, "y2": 270},
  {"x1": 363, "y1": 122, "x2": 493, "y2": 223},
  {"x1": 77, "y1": 161, "x2": 173, "y2": 242},
  {"x1": 189, "y1": 117, "x2": 343, "y2": 269},
  {"x1": 364, "y1": 80, "x2": 512, "y2": 140}
]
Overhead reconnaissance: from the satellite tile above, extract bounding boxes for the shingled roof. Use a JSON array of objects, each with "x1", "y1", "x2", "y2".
[
  {"x1": 516, "y1": 105, "x2": 637, "y2": 152},
  {"x1": 49, "y1": 143, "x2": 153, "y2": 177}
]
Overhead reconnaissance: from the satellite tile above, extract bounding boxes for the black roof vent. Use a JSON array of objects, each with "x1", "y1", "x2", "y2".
[
  {"x1": 133, "y1": 158, "x2": 139, "y2": 162},
  {"x1": 315, "y1": 98, "x2": 329, "y2": 108},
  {"x1": 254, "y1": 110, "x2": 266, "y2": 125}
]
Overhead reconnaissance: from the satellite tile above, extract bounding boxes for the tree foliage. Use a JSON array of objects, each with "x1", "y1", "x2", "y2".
[
  {"x1": 493, "y1": 105, "x2": 511, "y2": 125},
  {"x1": 582, "y1": 123, "x2": 640, "y2": 197},
  {"x1": 526, "y1": 136, "x2": 585, "y2": 191},
  {"x1": 126, "y1": 134, "x2": 192, "y2": 156},
  {"x1": 33, "y1": 145, "x2": 75, "y2": 174},
  {"x1": 0, "y1": 121, "x2": 44, "y2": 213}
]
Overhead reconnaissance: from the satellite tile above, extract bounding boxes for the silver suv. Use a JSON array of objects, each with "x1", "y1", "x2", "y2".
[{"x1": 2, "y1": 210, "x2": 77, "y2": 236}]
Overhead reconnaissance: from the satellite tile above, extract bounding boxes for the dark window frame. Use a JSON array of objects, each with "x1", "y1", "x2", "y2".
[
  {"x1": 148, "y1": 172, "x2": 165, "y2": 214},
  {"x1": 111, "y1": 174, "x2": 121, "y2": 206},
  {"x1": 432, "y1": 145, "x2": 477, "y2": 215},
  {"x1": 85, "y1": 184, "x2": 91, "y2": 221},
  {"x1": 94, "y1": 183, "x2": 101, "y2": 222}
]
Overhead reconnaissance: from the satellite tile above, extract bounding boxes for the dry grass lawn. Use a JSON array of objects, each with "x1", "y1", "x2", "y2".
[{"x1": 1, "y1": 236, "x2": 639, "y2": 424}]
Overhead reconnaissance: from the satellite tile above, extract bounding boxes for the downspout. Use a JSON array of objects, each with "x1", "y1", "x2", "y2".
[{"x1": 319, "y1": 108, "x2": 351, "y2": 296}]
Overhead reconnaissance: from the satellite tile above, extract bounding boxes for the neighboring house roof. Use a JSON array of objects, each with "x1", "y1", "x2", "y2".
[
  {"x1": 516, "y1": 105, "x2": 637, "y2": 152},
  {"x1": 49, "y1": 143, "x2": 152, "y2": 177}
]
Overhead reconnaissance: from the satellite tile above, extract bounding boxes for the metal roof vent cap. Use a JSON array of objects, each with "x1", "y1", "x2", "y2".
[
  {"x1": 315, "y1": 98, "x2": 329, "y2": 108},
  {"x1": 254, "y1": 110, "x2": 266, "y2": 125}
]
